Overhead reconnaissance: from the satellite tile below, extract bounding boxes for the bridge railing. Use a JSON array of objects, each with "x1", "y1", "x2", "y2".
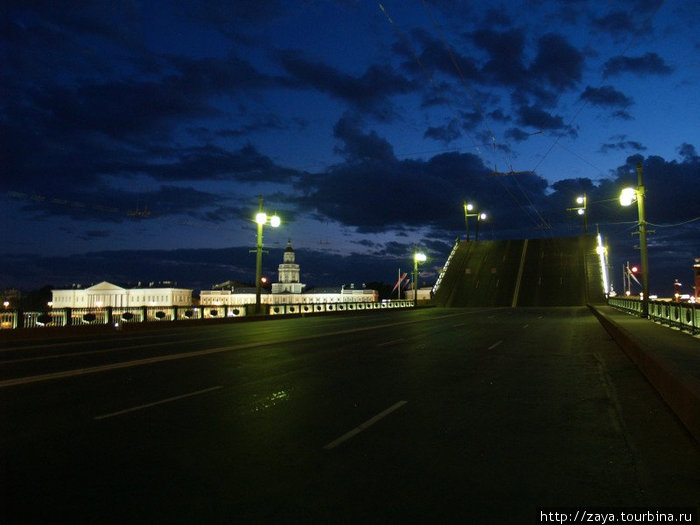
[
  {"x1": 608, "y1": 297, "x2": 699, "y2": 335},
  {"x1": 0, "y1": 300, "x2": 416, "y2": 332}
]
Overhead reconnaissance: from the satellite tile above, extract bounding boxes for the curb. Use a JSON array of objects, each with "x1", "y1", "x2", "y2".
[{"x1": 589, "y1": 304, "x2": 700, "y2": 443}]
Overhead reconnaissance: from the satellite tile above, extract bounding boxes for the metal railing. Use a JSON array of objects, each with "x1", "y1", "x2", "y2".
[
  {"x1": 0, "y1": 300, "x2": 417, "y2": 331},
  {"x1": 608, "y1": 297, "x2": 699, "y2": 335}
]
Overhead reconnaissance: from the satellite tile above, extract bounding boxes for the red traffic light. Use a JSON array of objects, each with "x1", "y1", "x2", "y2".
[{"x1": 630, "y1": 266, "x2": 639, "y2": 273}]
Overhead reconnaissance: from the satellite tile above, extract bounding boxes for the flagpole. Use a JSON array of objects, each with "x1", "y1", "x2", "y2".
[{"x1": 398, "y1": 268, "x2": 401, "y2": 300}]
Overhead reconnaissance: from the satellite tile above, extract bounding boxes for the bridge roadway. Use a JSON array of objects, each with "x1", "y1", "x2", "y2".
[
  {"x1": 1, "y1": 308, "x2": 698, "y2": 523},
  {"x1": 433, "y1": 236, "x2": 604, "y2": 307}
]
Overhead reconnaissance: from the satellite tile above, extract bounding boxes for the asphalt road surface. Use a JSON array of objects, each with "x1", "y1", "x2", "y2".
[{"x1": 2, "y1": 307, "x2": 698, "y2": 523}]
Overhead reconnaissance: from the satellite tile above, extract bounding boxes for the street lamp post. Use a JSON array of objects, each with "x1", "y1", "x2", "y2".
[
  {"x1": 475, "y1": 212, "x2": 487, "y2": 241},
  {"x1": 413, "y1": 247, "x2": 427, "y2": 307},
  {"x1": 463, "y1": 202, "x2": 474, "y2": 241},
  {"x1": 253, "y1": 195, "x2": 281, "y2": 314},
  {"x1": 619, "y1": 162, "x2": 649, "y2": 318},
  {"x1": 576, "y1": 194, "x2": 588, "y2": 234},
  {"x1": 463, "y1": 202, "x2": 488, "y2": 241}
]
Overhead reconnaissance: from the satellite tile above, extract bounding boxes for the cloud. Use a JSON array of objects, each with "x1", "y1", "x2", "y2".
[
  {"x1": 678, "y1": 143, "x2": 699, "y2": 163},
  {"x1": 399, "y1": 28, "x2": 480, "y2": 82},
  {"x1": 333, "y1": 117, "x2": 396, "y2": 162},
  {"x1": 580, "y1": 85, "x2": 633, "y2": 108},
  {"x1": 517, "y1": 105, "x2": 567, "y2": 130},
  {"x1": 146, "y1": 144, "x2": 300, "y2": 183},
  {"x1": 603, "y1": 52, "x2": 674, "y2": 77},
  {"x1": 529, "y1": 33, "x2": 584, "y2": 91},
  {"x1": 599, "y1": 140, "x2": 647, "y2": 154},
  {"x1": 277, "y1": 50, "x2": 415, "y2": 120},
  {"x1": 593, "y1": 10, "x2": 638, "y2": 36},
  {"x1": 505, "y1": 128, "x2": 533, "y2": 142},
  {"x1": 471, "y1": 28, "x2": 528, "y2": 87},
  {"x1": 424, "y1": 121, "x2": 462, "y2": 144}
]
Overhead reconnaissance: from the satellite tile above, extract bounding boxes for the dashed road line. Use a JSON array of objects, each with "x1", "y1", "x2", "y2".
[
  {"x1": 324, "y1": 400, "x2": 408, "y2": 450},
  {"x1": 94, "y1": 386, "x2": 223, "y2": 420}
]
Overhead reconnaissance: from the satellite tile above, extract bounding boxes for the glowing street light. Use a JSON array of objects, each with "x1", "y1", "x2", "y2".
[
  {"x1": 476, "y1": 211, "x2": 487, "y2": 241},
  {"x1": 619, "y1": 162, "x2": 649, "y2": 317},
  {"x1": 576, "y1": 194, "x2": 588, "y2": 233},
  {"x1": 413, "y1": 247, "x2": 427, "y2": 307},
  {"x1": 619, "y1": 187, "x2": 636, "y2": 207},
  {"x1": 463, "y1": 201, "x2": 474, "y2": 241},
  {"x1": 253, "y1": 195, "x2": 281, "y2": 314},
  {"x1": 463, "y1": 201, "x2": 489, "y2": 241}
]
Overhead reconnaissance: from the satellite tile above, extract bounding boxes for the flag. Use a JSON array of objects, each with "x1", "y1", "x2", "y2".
[
  {"x1": 626, "y1": 266, "x2": 641, "y2": 286},
  {"x1": 392, "y1": 272, "x2": 407, "y2": 292}
]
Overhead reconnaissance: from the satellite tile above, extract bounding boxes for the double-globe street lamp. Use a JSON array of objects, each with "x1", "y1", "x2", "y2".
[
  {"x1": 253, "y1": 195, "x2": 281, "y2": 314},
  {"x1": 463, "y1": 201, "x2": 488, "y2": 241},
  {"x1": 566, "y1": 193, "x2": 588, "y2": 234},
  {"x1": 619, "y1": 162, "x2": 649, "y2": 318},
  {"x1": 413, "y1": 247, "x2": 427, "y2": 307}
]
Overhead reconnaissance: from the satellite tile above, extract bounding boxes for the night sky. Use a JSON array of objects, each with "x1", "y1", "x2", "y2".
[{"x1": 2, "y1": 1, "x2": 699, "y2": 296}]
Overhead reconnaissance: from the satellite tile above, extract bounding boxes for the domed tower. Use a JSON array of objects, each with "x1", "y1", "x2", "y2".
[{"x1": 272, "y1": 240, "x2": 304, "y2": 294}]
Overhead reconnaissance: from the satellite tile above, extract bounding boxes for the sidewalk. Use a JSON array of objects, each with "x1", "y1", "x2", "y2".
[{"x1": 589, "y1": 304, "x2": 700, "y2": 442}]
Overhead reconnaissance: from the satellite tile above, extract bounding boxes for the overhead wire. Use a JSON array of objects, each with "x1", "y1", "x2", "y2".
[
  {"x1": 417, "y1": 0, "x2": 553, "y2": 231},
  {"x1": 530, "y1": 1, "x2": 667, "y2": 175},
  {"x1": 377, "y1": 1, "x2": 546, "y2": 232}
]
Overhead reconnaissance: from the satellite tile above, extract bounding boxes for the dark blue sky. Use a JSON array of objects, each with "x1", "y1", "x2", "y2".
[{"x1": 2, "y1": 0, "x2": 699, "y2": 296}]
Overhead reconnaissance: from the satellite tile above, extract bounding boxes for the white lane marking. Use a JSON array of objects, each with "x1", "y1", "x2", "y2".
[
  {"x1": 94, "y1": 386, "x2": 223, "y2": 420},
  {"x1": 377, "y1": 338, "x2": 405, "y2": 347},
  {"x1": 1, "y1": 308, "x2": 507, "y2": 389},
  {"x1": 523, "y1": 324, "x2": 530, "y2": 329},
  {"x1": 488, "y1": 340, "x2": 503, "y2": 350},
  {"x1": 324, "y1": 400, "x2": 408, "y2": 450}
]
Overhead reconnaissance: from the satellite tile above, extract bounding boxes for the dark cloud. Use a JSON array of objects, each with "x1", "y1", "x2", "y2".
[
  {"x1": 529, "y1": 33, "x2": 584, "y2": 91},
  {"x1": 593, "y1": 10, "x2": 638, "y2": 35},
  {"x1": 471, "y1": 28, "x2": 528, "y2": 87},
  {"x1": 7, "y1": 184, "x2": 224, "y2": 223},
  {"x1": 603, "y1": 52, "x2": 674, "y2": 77},
  {"x1": 488, "y1": 109, "x2": 511, "y2": 123},
  {"x1": 424, "y1": 121, "x2": 462, "y2": 144},
  {"x1": 505, "y1": 128, "x2": 532, "y2": 142},
  {"x1": 599, "y1": 140, "x2": 647, "y2": 154},
  {"x1": 278, "y1": 50, "x2": 415, "y2": 121},
  {"x1": 146, "y1": 144, "x2": 300, "y2": 183},
  {"x1": 401, "y1": 28, "x2": 481, "y2": 81},
  {"x1": 678, "y1": 143, "x2": 699, "y2": 163},
  {"x1": 580, "y1": 85, "x2": 633, "y2": 108},
  {"x1": 517, "y1": 106, "x2": 566, "y2": 131},
  {"x1": 482, "y1": 6, "x2": 512, "y2": 27},
  {"x1": 332, "y1": 117, "x2": 396, "y2": 162}
]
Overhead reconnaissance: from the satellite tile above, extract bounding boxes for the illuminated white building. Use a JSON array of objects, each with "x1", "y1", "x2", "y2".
[
  {"x1": 51, "y1": 281, "x2": 193, "y2": 308},
  {"x1": 271, "y1": 240, "x2": 304, "y2": 294},
  {"x1": 200, "y1": 240, "x2": 377, "y2": 306}
]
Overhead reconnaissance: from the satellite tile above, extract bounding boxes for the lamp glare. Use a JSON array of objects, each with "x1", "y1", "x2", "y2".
[
  {"x1": 619, "y1": 187, "x2": 636, "y2": 207},
  {"x1": 255, "y1": 212, "x2": 268, "y2": 225}
]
